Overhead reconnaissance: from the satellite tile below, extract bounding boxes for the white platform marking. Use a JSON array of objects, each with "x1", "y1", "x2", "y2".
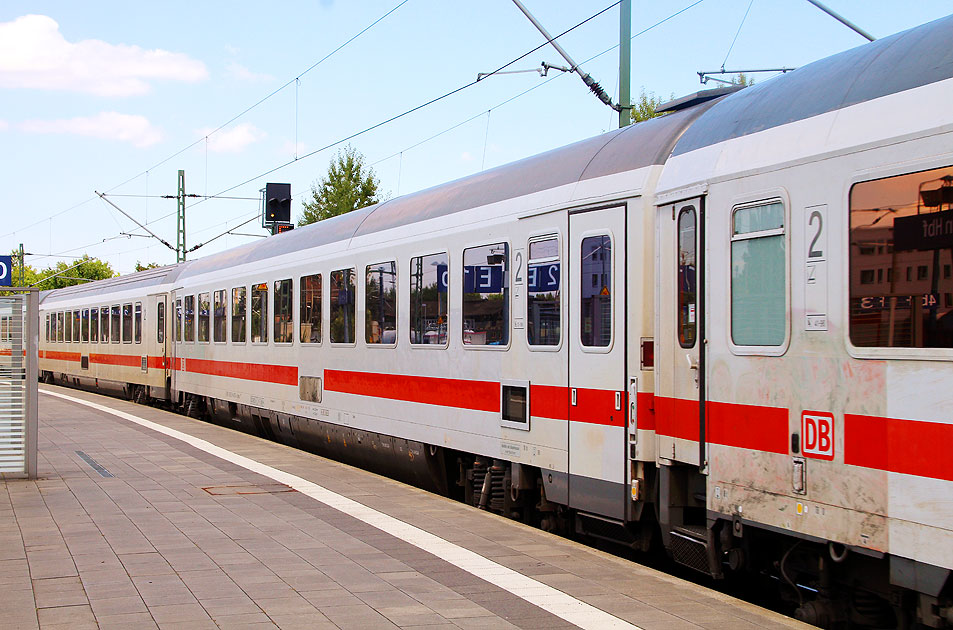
[{"x1": 43, "y1": 389, "x2": 642, "y2": 630}]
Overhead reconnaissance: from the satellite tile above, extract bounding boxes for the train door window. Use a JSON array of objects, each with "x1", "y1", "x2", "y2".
[
  {"x1": 111, "y1": 305, "x2": 121, "y2": 343},
  {"x1": 850, "y1": 165, "x2": 953, "y2": 349},
  {"x1": 213, "y1": 290, "x2": 226, "y2": 343},
  {"x1": 463, "y1": 243, "x2": 508, "y2": 347},
  {"x1": 45, "y1": 314, "x2": 49, "y2": 343},
  {"x1": 90, "y1": 308, "x2": 99, "y2": 343},
  {"x1": 581, "y1": 235, "x2": 612, "y2": 347},
  {"x1": 300, "y1": 274, "x2": 321, "y2": 344},
  {"x1": 134, "y1": 302, "x2": 142, "y2": 343},
  {"x1": 184, "y1": 296, "x2": 195, "y2": 342},
  {"x1": 251, "y1": 284, "x2": 268, "y2": 343},
  {"x1": 157, "y1": 301, "x2": 165, "y2": 344},
  {"x1": 197, "y1": 293, "x2": 210, "y2": 342},
  {"x1": 410, "y1": 253, "x2": 448, "y2": 346},
  {"x1": 231, "y1": 288, "x2": 246, "y2": 343},
  {"x1": 731, "y1": 201, "x2": 786, "y2": 346},
  {"x1": 677, "y1": 209, "x2": 697, "y2": 348},
  {"x1": 330, "y1": 269, "x2": 355, "y2": 344},
  {"x1": 365, "y1": 262, "x2": 396, "y2": 345},
  {"x1": 274, "y1": 279, "x2": 293, "y2": 344},
  {"x1": 122, "y1": 303, "x2": 133, "y2": 343},
  {"x1": 100, "y1": 306, "x2": 110, "y2": 342},
  {"x1": 527, "y1": 236, "x2": 560, "y2": 347},
  {"x1": 82, "y1": 309, "x2": 90, "y2": 342},
  {"x1": 175, "y1": 298, "x2": 182, "y2": 342}
]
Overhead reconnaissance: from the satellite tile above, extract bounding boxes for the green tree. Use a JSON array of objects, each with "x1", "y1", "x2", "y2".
[
  {"x1": 299, "y1": 145, "x2": 382, "y2": 226},
  {"x1": 731, "y1": 72, "x2": 754, "y2": 86},
  {"x1": 34, "y1": 255, "x2": 115, "y2": 289},
  {"x1": 7, "y1": 249, "x2": 40, "y2": 287},
  {"x1": 134, "y1": 261, "x2": 162, "y2": 272},
  {"x1": 629, "y1": 89, "x2": 673, "y2": 124}
]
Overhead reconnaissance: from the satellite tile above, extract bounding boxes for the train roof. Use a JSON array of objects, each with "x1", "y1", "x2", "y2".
[
  {"x1": 671, "y1": 13, "x2": 953, "y2": 156},
  {"x1": 39, "y1": 263, "x2": 182, "y2": 305},
  {"x1": 175, "y1": 102, "x2": 714, "y2": 280}
]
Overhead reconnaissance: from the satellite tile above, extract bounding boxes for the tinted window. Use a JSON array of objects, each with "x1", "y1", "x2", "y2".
[
  {"x1": 410, "y1": 253, "x2": 448, "y2": 345},
  {"x1": 213, "y1": 290, "x2": 226, "y2": 342},
  {"x1": 731, "y1": 201, "x2": 786, "y2": 346},
  {"x1": 184, "y1": 296, "x2": 194, "y2": 342},
  {"x1": 581, "y1": 235, "x2": 611, "y2": 347},
  {"x1": 677, "y1": 209, "x2": 696, "y2": 348},
  {"x1": 300, "y1": 275, "x2": 321, "y2": 343},
  {"x1": 197, "y1": 293, "x2": 210, "y2": 342},
  {"x1": 232, "y1": 288, "x2": 246, "y2": 343},
  {"x1": 274, "y1": 279, "x2": 293, "y2": 343},
  {"x1": 251, "y1": 284, "x2": 268, "y2": 343},
  {"x1": 157, "y1": 301, "x2": 165, "y2": 344},
  {"x1": 463, "y1": 243, "x2": 508, "y2": 346},
  {"x1": 111, "y1": 305, "x2": 121, "y2": 343},
  {"x1": 90, "y1": 307, "x2": 99, "y2": 343},
  {"x1": 527, "y1": 237, "x2": 560, "y2": 346},
  {"x1": 330, "y1": 269, "x2": 355, "y2": 344},
  {"x1": 366, "y1": 262, "x2": 396, "y2": 344}
]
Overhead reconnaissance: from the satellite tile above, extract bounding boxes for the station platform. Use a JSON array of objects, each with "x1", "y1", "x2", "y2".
[{"x1": 1, "y1": 385, "x2": 811, "y2": 630}]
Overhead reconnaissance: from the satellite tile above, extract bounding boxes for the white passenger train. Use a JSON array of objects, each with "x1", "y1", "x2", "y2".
[{"x1": 38, "y1": 15, "x2": 953, "y2": 627}]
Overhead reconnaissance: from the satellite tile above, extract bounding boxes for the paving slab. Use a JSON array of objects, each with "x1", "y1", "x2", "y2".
[{"x1": 0, "y1": 385, "x2": 814, "y2": 630}]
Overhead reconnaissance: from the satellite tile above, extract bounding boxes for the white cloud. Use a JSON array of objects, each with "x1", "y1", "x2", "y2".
[
  {"x1": 20, "y1": 111, "x2": 162, "y2": 147},
  {"x1": 199, "y1": 123, "x2": 266, "y2": 153},
  {"x1": 281, "y1": 140, "x2": 306, "y2": 156},
  {"x1": 0, "y1": 14, "x2": 208, "y2": 96},
  {"x1": 0, "y1": 120, "x2": 8, "y2": 131},
  {"x1": 226, "y1": 61, "x2": 273, "y2": 83}
]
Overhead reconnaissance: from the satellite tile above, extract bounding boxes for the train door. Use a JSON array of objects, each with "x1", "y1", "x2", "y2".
[
  {"x1": 151, "y1": 292, "x2": 170, "y2": 390},
  {"x1": 656, "y1": 198, "x2": 706, "y2": 467},
  {"x1": 567, "y1": 204, "x2": 627, "y2": 519}
]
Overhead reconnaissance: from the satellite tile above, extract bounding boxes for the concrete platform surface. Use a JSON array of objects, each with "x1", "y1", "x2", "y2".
[{"x1": 0, "y1": 385, "x2": 812, "y2": 630}]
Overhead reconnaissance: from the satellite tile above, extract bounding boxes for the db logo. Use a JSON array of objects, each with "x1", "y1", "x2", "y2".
[{"x1": 801, "y1": 411, "x2": 835, "y2": 460}]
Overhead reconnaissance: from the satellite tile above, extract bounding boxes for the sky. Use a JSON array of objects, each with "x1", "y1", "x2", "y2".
[{"x1": 2, "y1": 0, "x2": 952, "y2": 277}]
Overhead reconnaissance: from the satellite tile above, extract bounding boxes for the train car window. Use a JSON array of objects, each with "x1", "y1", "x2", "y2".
[
  {"x1": 157, "y1": 301, "x2": 165, "y2": 344},
  {"x1": 100, "y1": 306, "x2": 109, "y2": 342},
  {"x1": 197, "y1": 293, "x2": 210, "y2": 342},
  {"x1": 73, "y1": 311, "x2": 81, "y2": 343},
  {"x1": 731, "y1": 201, "x2": 786, "y2": 346},
  {"x1": 850, "y1": 165, "x2": 953, "y2": 348},
  {"x1": 463, "y1": 243, "x2": 508, "y2": 347},
  {"x1": 231, "y1": 288, "x2": 246, "y2": 343},
  {"x1": 300, "y1": 274, "x2": 321, "y2": 344},
  {"x1": 677, "y1": 209, "x2": 697, "y2": 348},
  {"x1": 90, "y1": 308, "x2": 99, "y2": 343},
  {"x1": 527, "y1": 236, "x2": 560, "y2": 347},
  {"x1": 122, "y1": 303, "x2": 133, "y2": 343},
  {"x1": 56, "y1": 312, "x2": 63, "y2": 342},
  {"x1": 366, "y1": 262, "x2": 396, "y2": 345},
  {"x1": 410, "y1": 253, "x2": 448, "y2": 346},
  {"x1": 251, "y1": 284, "x2": 268, "y2": 343},
  {"x1": 330, "y1": 269, "x2": 355, "y2": 344},
  {"x1": 184, "y1": 296, "x2": 195, "y2": 342},
  {"x1": 64, "y1": 311, "x2": 72, "y2": 343},
  {"x1": 111, "y1": 305, "x2": 121, "y2": 343},
  {"x1": 45, "y1": 314, "x2": 49, "y2": 343},
  {"x1": 213, "y1": 290, "x2": 226, "y2": 343},
  {"x1": 274, "y1": 279, "x2": 293, "y2": 344},
  {"x1": 175, "y1": 298, "x2": 182, "y2": 342},
  {"x1": 581, "y1": 235, "x2": 612, "y2": 347},
  {"x1": 82, "y1": 309, "x2": 90, "y2": 343},
  {"x1": 134, "y1": 302, "x2": 142, "y2": 343}
]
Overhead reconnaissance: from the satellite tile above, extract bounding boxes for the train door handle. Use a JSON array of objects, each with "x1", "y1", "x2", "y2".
[
  {"x1": 686, "y1": 354, "x2": 698, "y2": 386},
  {"x1": 571, "y1": 388, "x2": 577, "y2": 406}
]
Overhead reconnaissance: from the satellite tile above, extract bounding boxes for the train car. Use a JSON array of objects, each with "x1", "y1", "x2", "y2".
[{"x1": 38, "y1": 14, "x2": 953, "y2": 628}]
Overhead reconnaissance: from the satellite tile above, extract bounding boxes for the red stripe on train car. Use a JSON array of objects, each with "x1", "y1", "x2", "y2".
[
  {"x1": 325, "y1": 369, "x2": 500, "y2": 413},
  {"x1": 530, "y1": 384, "x2": 569, "y2": 421},
  {"x1": 570, "y1": 387, "x2": 626, "y2": 427},
  {"x1": 845, "y1": 414, "x2": 953, "y2": 482},
  {"x1": 655, "y1": 396, "x2": 788, "y2": 455},
  {"x1": 41, "y1": 350, "x2": 83, "y2": 362},
  {"x1": 637, "y1": 392, "x2": 656, "y2": 430},
  {"x1": 175, "y1": 357, "x2": 298, "y2": 386},
  {"x1": 90, "y1": 353, "x2": 141, "y2": 367}
]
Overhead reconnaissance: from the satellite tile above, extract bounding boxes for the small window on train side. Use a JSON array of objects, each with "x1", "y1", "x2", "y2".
[
  {"x1": 157, "y1": 301, "x2": 164, "y2": 344},
  {"x1": 581, "y1": 235, "x2": 612, "y2": 348},
  {"x1": 82, "y1": 309, "x2": 90, "y2": 343},
  {"x1": 365, "y1": 262, "x2": 396, "y2": 345},
  {"x1": 56, "y1": 312, "x2": 63, "y2": 342},
  {"x1": 73, "y1": 311, "x2": 81, "y2": 343},
  {"x1": 64, "y1": 311, "x2": 72, "y2": 343},
  {"x1": 527, "y1": 236, "x2": 560, "y2": 347},
  {"x1": 90, "y1": 307, "x2": 99, "y2": 343},
  {"x1": 213, "y1": 290, "x2": 226, "y2": 343},
  {"x1": 197, "y1": 293, "x2": 210, "y2": 342},
  {"x1": 122, "y1": 303, "x2": 133, "y2": 343},
  {"x1": 463, "y1": 243, "x2": 508, "y2": 347},
  {"x1": 100, "y1": 306, "x2": 109, "y2": 343},
  {"x1": 410, "y1": 253, "x2": 448, "y2": 346},
  {"x1": 300, "y1": 274, "x2": 321, "y2": 344},
  {"x1": 110, "y1": 305, "x2": 121, "y2": 343},
  {"x1": 274, "y1": 279, "x2": 293, "y2": 344},
  {"x1": 45, "y1": 314, "x2": 49, "y2": 343},
  {"x1": 330, "y1": 269, "x2": 355, "y2": 344},
  {"x1": 134, "y1": 302, "x2": 142, "y2": 343},
  {"x1": 183, "y1": 296, "x2": 195, "y2": 342},
  {"x1": 731, "y1": 201, "x2": 786, "y2": 346},
  {"x1": 251, "y1": 283, "x2": 268, "y2": 343},
  {"x1": 175, "y1": 298, "x2": 182, "y2": 342},
  {"x1": 232, "y1": 288, "x2": 246, "y2": 343},
  {"x1": 849, "y1": 165, "x2": 953, "y2": 349},
  {"x1": 677, "y1": 208, "x2": 697, "y2": 348}
]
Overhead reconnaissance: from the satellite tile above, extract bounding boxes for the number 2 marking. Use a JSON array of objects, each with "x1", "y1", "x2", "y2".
[
  {"x1": 514, "y1": 252, "x2": 524, "y2": 284},
  {"x1": 808, "y1": 210, "x2": 824, "y2": 259}
]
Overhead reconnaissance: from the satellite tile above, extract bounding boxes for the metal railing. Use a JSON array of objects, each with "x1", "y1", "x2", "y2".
[{"x1": 0, "y1": 289, "x2": 38, "y2": 478}]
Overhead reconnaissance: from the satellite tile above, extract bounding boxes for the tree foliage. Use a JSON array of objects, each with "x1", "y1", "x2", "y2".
[
  {"x1": 299, "y1": 146, "x2": 382, "y2": 226},
  {"x1": 629, "y1": 89, "x2": 673, "y2": 124},
  {"x1": 135, "y1": 261, "x2": 162, "y2": 272},
  {"x1": 33, "y1": 255, "x2": 115, "y2": 290}
]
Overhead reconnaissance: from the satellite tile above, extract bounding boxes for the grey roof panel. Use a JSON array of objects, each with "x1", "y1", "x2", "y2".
[{"x1": 672, "y1": 14, "x2": 953, "y2": 156}]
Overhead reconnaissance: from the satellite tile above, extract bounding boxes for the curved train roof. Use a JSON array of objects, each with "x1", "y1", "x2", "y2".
[
  {"x1": 671, "y1": 13, "x2": 953, "y2": 156},
  {"x1": 39, "y1": 264, "x2": 181, "y2": 305}
]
